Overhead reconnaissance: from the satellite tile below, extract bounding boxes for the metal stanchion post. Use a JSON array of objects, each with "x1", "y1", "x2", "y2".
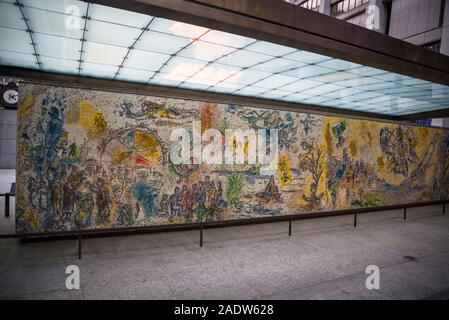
[
  {"x1": 403, "y1": 207, "x2": 407, "y2": 220},
  {"x1": 78, "y1": 233, "x2": 82, "y2": 260},
  {"x1": 354, "y1": 213, "x2": 357, "y2": 227},
  {"x1": 200, "y1": 224, "x2": 203, "y2": 247},
  {"x1": 5, "y1": 193, "x2": 10, "y2": 218},
  {"x1": 289, "y1": 217, "x2": 292, "y2": 236}
]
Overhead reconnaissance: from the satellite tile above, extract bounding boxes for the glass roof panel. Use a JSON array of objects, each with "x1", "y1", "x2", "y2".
[
  {"x1": 33, "y1": 33, "x2": 81, "y2": 61},
  {"x1": 23, "y1": 7, "x2": 84, "y2": 39},
  {"x1": 80, "y1": 62, "x2": 117, "y2": 79},
  {"x1": 216, "y1": 50, "x2": 272, "y2": 67},
  {"x1": 400, "y1": 77, "x2": 428, "y2": 86},
  {"x1": 368, "y1": 99, "x2": 397, "y2": 108},
  {"x1": 378, "y1": 87, "x2": 417, "y2": 95},
  {"x1": 245, "y1": 41, "x2": 297, "y2": 57},
  {"x1": 362, "y1": 95, "x2": 394, "y2": 105},
  {"x1": 282, "y1": 79, "x2": 321, "y2": 92},
  {"x1": 283, "y1": 50, "x2": 330, "y2": 64},
  {"x1": 252, "y1": 58, "x2": 305, "y2": 73},
  {"x1": 253, "y1": 74, "x2": 297, "y2": 89},
  {"x1": 304, "y1": 84, "x2": 344, "y2": 95},
  {"x1": 259, "y1": 89, "x2": 291, "y2": 99},
  {"x1": 150, "y1": 18, "x2": 208, "y2": 39},
  {"x1": 282, "y1": 92, "x2": 313, "y2": 102},
  {"x1": 0, "y1": 2, "x2": 27, "y2": 29},
  {"x1": 372, "y1": 72, "x2": 409, "y2": 82},
  {"x1": 226, "y1": 69, "x2": 272, "y2": 85},
  {"x1": 123, "y1": 49, "x2": 170, "y2": 72},
  {"x1": 83, "y1": 41, "x2": 127, "y2": 65},
  {"x1": 186, "y1": 63, "x2": 241, "y2": 86},
  {"x1": 341, "y1": 102, "x2": 365, "y2": 109},
  {"x1": 200, "y1": 30, "x2": 256, "y2": 48},
  {"x1": 40, "y1": 56, "x2": 78, "y2": 74},
  {"x1": 322, "y1": 87, "x2": 363, "y2": 99},
  {"x1": 395, "y1": 104, "x2": 448, "y2": 116},
  {"x1": 178, "y1": 82, "x2": 211, "y2": 90},
  {"x1": 160, "y1": 56, "x2": 208, "y2": 81},
  {"x1": 349, "y1": 66, "x2": 387, "y2": 77},
  {"x1": 20, "y1": 0, "x2": 88, "y2": 15},
  {"x1": 148, "y1": 72, "x2": 183, "y2": 87},
  {"x1": 135, "y1": 31, "x2": 191, "y2": 55},
  {"x1": 179, "y1": 40, "x2": 235, "y2": 62},
  {"x1": 317, "y1": 59, "x2": 360, "y2": 71},
  {"x1": 399, "y1": 91, "x2": 432, "y2": 99},
  {"x1": 349, "y1": 91, "x2": 384, "y2": 101},
  {"x1": 310, "y1": 71, "x2": 360, "y2": 83},
  {"x1": 85, "y1": 20, "x2": 142, "y2": 47},
  {"x1": 356, "y1": 82, "x2": 397, "y2": 91},
  {"x1": 234, "y1": 86, "x2": 270, "y2": 96},
  {"x1": 89, "y1": 3, "x2": 152, "y2": 27},
  {"x1": 0, "y1": 27, "x2": 34, "y2": 54},
  {"x1": 283, "y1": 65, "x2": 335, "y2": 78},
  {"x1": 1, "y1": 0, "x2": 448, "y2": 117},
  {"x1": 333, "y1": 77, "x2": 384, "y2": 87},
  {"x1": 116, "y1": 68, "x2": 155, "y2": 83},
  {"x1": 207, "y1": 82, "x2": 244, "y2": 93},
  {"x1": 428, "y1": 84, "x2": 449, "y2": 94},
  {"x1": 302, "y1": 96, "x2": 332, "y2": 104},
  {"x1": 0, "y1": 50, "x2": 38, "y2": 69}
]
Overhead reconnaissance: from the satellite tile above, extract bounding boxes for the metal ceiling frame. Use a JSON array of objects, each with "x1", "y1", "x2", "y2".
[
  {"x1": 77, "y1": 3, "x2": 90, "y2": 74},
  {"x1": 16, "y1": 0, "x2": 42, "y2": 70},
  {"x1": 113, "y1": 17, "x2": 156, "y2": 80},
  {"x1": 3, "y1": 64, "x2": 449, "y2": 128},
  {"x1": 1, "y1": 65, "x2": 395, "y2": 120},
  {"x1": 1, "y1": 0, "x2": 449, "y2": 120}
]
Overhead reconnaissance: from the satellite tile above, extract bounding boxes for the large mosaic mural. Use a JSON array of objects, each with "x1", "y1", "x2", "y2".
[{"x1": 15, "y1": 84, "x2": 449, "y2": 233}]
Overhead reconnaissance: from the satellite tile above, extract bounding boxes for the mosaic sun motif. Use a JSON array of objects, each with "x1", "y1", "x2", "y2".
[{"x1": 15, "y1": 84, "x2": 449, "y2": 233}]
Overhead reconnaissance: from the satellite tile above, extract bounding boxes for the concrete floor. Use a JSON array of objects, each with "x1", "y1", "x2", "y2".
[{"x1": 0, "y1": 204, "x2": 448, "y2": 300}]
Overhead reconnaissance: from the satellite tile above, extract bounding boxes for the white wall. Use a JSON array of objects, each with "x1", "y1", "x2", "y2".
[{"x1": 0, "y1": 109, "x2": 16, "y2": 169}]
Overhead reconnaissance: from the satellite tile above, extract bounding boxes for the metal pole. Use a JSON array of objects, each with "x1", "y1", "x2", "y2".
[
  {"x1": 78, "y1": 233, "x2": 82, "y2": 260},
  {"x1": 5, "y1": 193, "x2": 10, "y2": 218},
  {"x1": 288, "y1": 217, "x2": 292, "y2": 236},
  {"x1": 443, "y1": 203, "x2": 445, "y2": 215},
  {"x1": 403, "y1": 207, "x2": 407, "y2": 220},
  {"x1": 354, "y1": 213, "x2": 357, "y2": 227},
  {"x1": 200, "y1": 224, "x2": 203, "y2": 247}
]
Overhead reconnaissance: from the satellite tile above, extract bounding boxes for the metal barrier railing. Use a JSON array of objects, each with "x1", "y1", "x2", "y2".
[
  {"x1": 0, "y1": 199, "x2": 447, "y2": 260},
  {"x1": 0, "y1": 182, "x2": 15, "y2": 218}
]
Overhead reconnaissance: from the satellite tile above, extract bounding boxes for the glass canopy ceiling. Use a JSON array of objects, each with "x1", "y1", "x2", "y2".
[{"x1": 1, "y1": 0, "x2": 449, "y2": 116}]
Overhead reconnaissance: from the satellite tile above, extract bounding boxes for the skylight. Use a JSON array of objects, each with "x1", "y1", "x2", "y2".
[{"x1": 0, "y1": 0, "x2": 448, "y2": 116}]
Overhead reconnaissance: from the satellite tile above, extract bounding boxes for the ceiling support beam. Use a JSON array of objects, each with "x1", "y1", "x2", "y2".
[
  {"x1": 114, "y1": 17, "x2": 156, "y2": 80},
  {"x1": 16, "y1": 1, "x2": 42, "y2": 70},
  {"x1": 78, "y1": 3, "x2": 90, "y2": 74},
  {"x1": 84, "y1": 0, "x2": 449, "y2": 87}
]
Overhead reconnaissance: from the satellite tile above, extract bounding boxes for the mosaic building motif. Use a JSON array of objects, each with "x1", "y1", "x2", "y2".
[{"x1": 15, "y1": 84, "x2": 449, "y2": 233}]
